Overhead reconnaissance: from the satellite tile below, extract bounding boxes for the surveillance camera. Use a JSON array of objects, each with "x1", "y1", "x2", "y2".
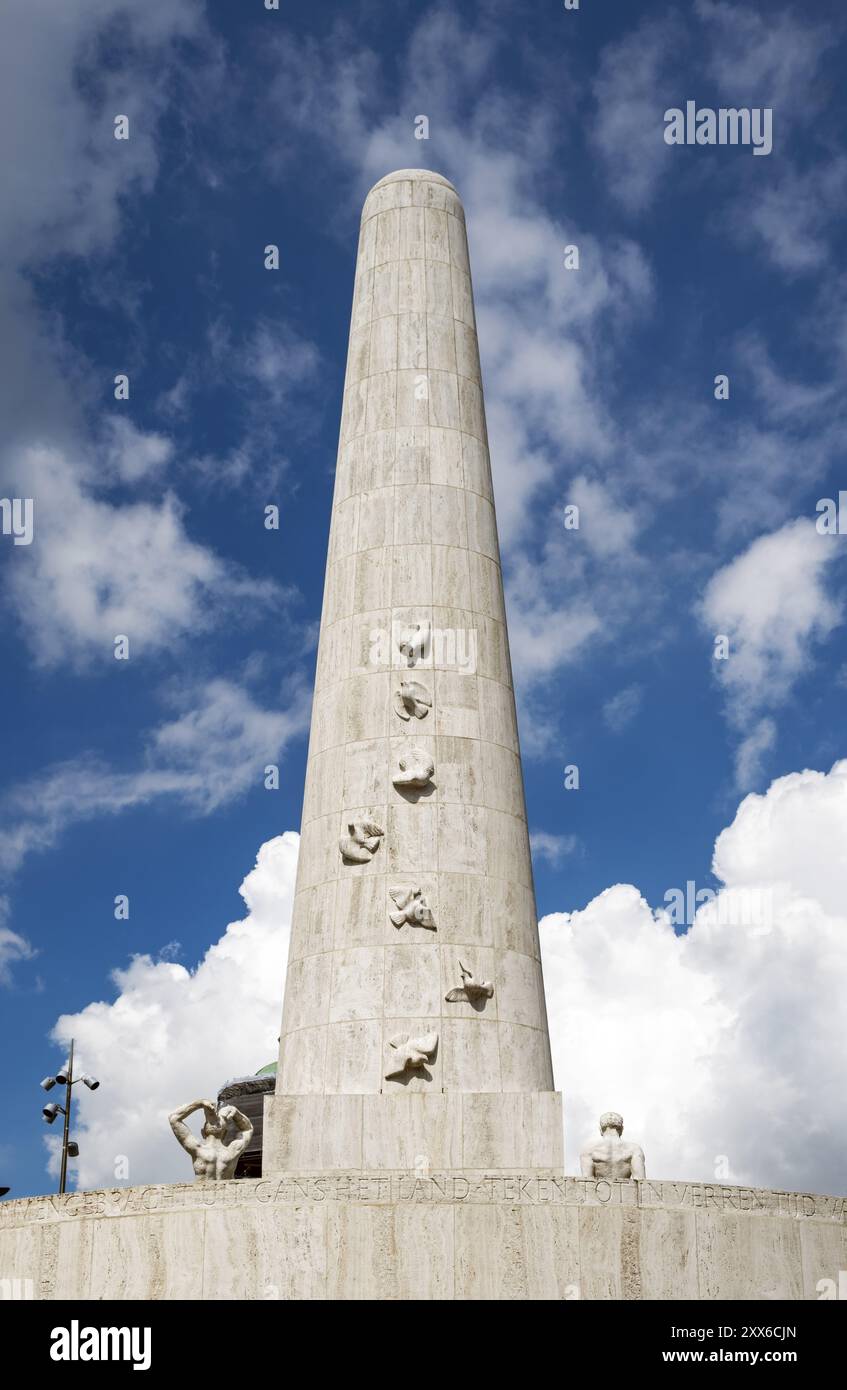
[
  {"x1": 42, "y1": 1103, "x2": 61, "y2": 1123},
  {"x1": 82, "y1": 1075, "x2": 99, "y2": 1091},
  {"x1": 40, "y1": 1076, "x2": 57, "y2": 1092},
  {"x1": 67, "y1": 1142, "x2": 80, "y2": 1158}
]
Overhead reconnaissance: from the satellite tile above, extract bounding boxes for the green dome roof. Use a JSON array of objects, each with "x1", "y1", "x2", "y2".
[{"x1": 256, "y1": 1061, "x2": 277, "y2": 1077}]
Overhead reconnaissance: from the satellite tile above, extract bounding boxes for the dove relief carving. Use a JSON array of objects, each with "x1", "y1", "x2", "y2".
[
  {"x1": 384, "y1": 1032, "x2": 438, "y2": 1081},
  {"x1": 394, "y1": 679, "x2": 431, "y2": 721},
  {"x1": 339, "y1": 820, "x2": 384, "y2": 864},
  {"x1": 445, "y1": 961, "x2": 495, "y2": 1005},
  {"x1": 389, "y1": 886, "x2": 435, "y2": 930},
  {"x1": 393, "y1": 745, "x2": 434, "y2": 789}
]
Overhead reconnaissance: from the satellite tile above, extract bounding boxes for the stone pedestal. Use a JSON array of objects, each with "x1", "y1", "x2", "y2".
[
  {"x1": 2, "y1": 1177, "x2": 844, "y2": 1301},
  {"x1": 262, "y1": 1092, "x2": 563, "y2": 1172}
]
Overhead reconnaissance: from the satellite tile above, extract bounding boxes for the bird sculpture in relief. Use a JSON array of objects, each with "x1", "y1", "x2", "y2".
[
  {"x1": 384, "y1": 1032, "x2": 439, "y2": 1080},
  {"x1": 389, "y1": 886, "x2": 435, "y2": 930},
  {"x1": 445, "y1": 961, "x2": 495, "y2": 1004},
  {"x1": 393, "y1": 745, "x2": 434, "y2": 788},
  {"x1": 393, "y1": 679, "x2": 431, "y2": 721},
  {"x1": 339, "y1": 820, "x2": 384, "y2": 863},
  {"x1": 398, "y1": 622, "x2": 430, "y2": 667}
]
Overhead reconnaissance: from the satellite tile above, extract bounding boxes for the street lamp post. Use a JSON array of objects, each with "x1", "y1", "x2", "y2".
[
  {"x1": 59, "y1": 1038, "x2": 74, "y2": 1197},
  {"x1": 40, "y1": 1038, "x2": 99, "y2": 1195}
]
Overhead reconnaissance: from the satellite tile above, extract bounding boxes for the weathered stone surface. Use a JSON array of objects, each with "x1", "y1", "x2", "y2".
[
  {"x1": 1, "y1": 1176, "x2": 843, "y2": 1301},
  {"x1": 696, "y1": 1210, "x2": 803, "y2": 1301},
  {"x1": 263, "y1": 1091, "x2": 564, "y2": 1173},
  {"x1": 268, "y1": 170, "x2": 559, "y2": 1174},
  {"x1": 88, "y1": 1211, "x2": 204, "y2": 1300}
]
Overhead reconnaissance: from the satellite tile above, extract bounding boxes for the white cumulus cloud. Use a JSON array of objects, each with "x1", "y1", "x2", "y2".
[
  {"x1": 50, "y1": 833, "x2": 297, "y2": 1190},
  {"x1": 50, "y1": 762, "x2": 847, "y2": 1197},
  {"x1": 7, "y1": 444, "x2": 281, "y2": 670},
  {"x1": 542, "y1": 760, "x2": 847, "y2": 1195}
]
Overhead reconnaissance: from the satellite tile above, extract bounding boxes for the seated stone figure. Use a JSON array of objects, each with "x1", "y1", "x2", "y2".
[
  {"x1": 168, "y1": 1098, "x2": 253, "y2": 1181},
  {"x1": 580, "y1": 1111, "x2": 646, "y2": 1180}
]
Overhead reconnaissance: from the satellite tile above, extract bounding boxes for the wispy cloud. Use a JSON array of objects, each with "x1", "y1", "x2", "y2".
[
  {"x1": 530, "y1": 830, "x2": 581, "y2": 868},
  {"x1": 695, "y1": 0, "x2": 837, "y2": 113},
  {"x1": 0, "y1": 895, "x2": 35, "y2": 986},
  {"x1": 602, "y1": 684, "x2": 644, "y2": 734},
  {"x1": 0, "y1": 1, "x2": 310, "y2": 668},
  {"x1": 698, "y1": 518, "x2": 844, "y2": 786},
  {"x1": 6, "y1": 444, "x2": 281, "y2": 669},
  {"x1": 727, "y1": 158, "x2": 847, "y2": 275},
  {"x1": 0, "y1": 678, "x2": 311, "y2": 877},
  {"x1": 590, "y1": 14, "x2": 683, "y2": 214}
]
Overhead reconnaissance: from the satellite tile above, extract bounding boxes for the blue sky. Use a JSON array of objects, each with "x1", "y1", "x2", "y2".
[{"x1": 1, "y1": 0, "x2": 846, "y2": 1197}]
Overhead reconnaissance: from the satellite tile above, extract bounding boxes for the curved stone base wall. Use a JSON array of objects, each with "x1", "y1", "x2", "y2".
[{"x1": 0, "y1": 1175, "x2": 844, "y2": 1301}]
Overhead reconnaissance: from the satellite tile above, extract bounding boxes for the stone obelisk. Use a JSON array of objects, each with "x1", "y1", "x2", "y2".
[{"x1": 263, "y1": 169, "x2": 562, "y2": 1174}]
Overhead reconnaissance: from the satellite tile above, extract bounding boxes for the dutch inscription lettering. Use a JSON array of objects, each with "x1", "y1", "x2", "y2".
[{"x1": 0, "y1": 1177, "x2": 843, "y2": 1228}]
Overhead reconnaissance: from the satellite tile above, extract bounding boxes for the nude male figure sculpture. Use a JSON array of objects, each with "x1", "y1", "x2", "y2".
[
  {"x1": 168, "y1": 1098, "x2": 253, "y2": 1180},
  {"x1": 580, "y1": 1111, "x2": 646, "y2": 1180}
]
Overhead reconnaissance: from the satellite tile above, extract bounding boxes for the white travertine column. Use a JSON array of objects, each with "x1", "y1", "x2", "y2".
[{"x1": 264, "y1": 170, "x2": 562, "y2": 1173}]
